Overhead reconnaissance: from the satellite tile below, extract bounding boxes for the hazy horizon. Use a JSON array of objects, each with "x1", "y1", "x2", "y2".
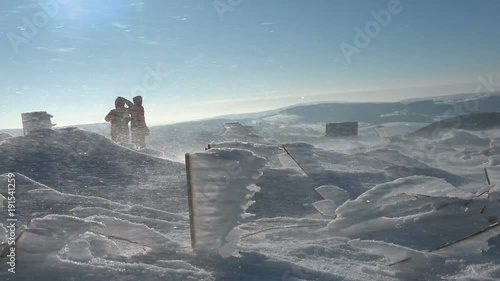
[{"x1": 2, "y1": 89, "x2": 498, "y2": 131}]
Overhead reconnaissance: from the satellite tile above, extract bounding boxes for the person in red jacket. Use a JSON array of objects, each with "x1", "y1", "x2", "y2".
[
  {"x1": 121, "y1": 96, "x2": 149, "y2": 149},
  {"x1": 105, "y1": 97, "x2": 131, "y2": 144}
]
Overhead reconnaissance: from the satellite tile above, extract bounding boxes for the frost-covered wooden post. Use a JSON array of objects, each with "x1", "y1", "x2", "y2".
[
  {"x1": 185, "y1": 153, "x2": 197, "y2": 251},
  {"x1": 185, "y1": 149, "x2": 266, "y2": 256}
]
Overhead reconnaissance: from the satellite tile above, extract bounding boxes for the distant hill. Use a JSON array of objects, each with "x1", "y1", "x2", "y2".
[
  {"x1": 401, "y1": 92, "x2": 500, "y2": 104},
  {"x1": 2, "y1": 93, "x2": 499, "y2": 135},
  {"x1": 278, "y1": 95, "x2": 500, "y2": 124},
  {"x1": 409, "y1": 112, "x2": 500, "y2": 138},
  {"x1": 97, "y1": 93, "x2": 500, "y2": 128},
  {"x1": 0, "y1": 128, "x2": 23, "y2": 136}
]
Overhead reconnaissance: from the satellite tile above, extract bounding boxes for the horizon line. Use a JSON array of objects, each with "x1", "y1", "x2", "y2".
[{"x1": 1, "y1": 91, "x2": 498, "y2": 131}]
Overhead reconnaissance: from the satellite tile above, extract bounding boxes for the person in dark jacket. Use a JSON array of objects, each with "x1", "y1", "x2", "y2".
[
  {"x1": 121, "y1": 96, "x2": 149, "y2": 149},
  {"x1": 105, "y1": 97, "x2": 130, "y2": 144}
]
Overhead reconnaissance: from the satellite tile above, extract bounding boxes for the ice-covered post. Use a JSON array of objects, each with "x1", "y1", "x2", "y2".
[
  {"x1": 21, "y1": 111, "x2": 56, "y2": 136},
  {"x1": 185, "y1": 149, "x2": 266, "y2": 256}
]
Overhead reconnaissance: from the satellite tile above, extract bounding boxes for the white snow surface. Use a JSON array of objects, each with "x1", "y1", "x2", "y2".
[{"x1": 0, "y1": 119, "x2": 499, "y2": 281}]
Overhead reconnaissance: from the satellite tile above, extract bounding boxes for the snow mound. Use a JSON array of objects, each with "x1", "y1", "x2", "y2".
[
  {"x1": 328, "y1": 176, "x2": 499, "y2": 250},
  {"x1": 0, "y1": 128, "x2": 187, "y2": 212},
  {"x1": 0, "y1": 128, "x2": 184, "y2": 187}
]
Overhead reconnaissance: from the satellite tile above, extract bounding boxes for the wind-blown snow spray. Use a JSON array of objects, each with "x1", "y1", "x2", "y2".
[{"x1": 185, "y1": 148, "x2": 266, "y2": 257}]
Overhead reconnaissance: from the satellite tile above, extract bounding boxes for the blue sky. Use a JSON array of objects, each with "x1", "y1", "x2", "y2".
[{"x1": 1, "y1": 0, "x2": 499, "y2": 129}]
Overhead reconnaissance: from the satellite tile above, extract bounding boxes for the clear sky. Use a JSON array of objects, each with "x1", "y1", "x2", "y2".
[{"x1": 1, "y1": 0, "x2": 499, "y2": 129}]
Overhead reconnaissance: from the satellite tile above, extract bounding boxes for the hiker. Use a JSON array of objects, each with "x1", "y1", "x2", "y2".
[
  {"x1": 105, "y1": 97, "x2": 131, "y2": 144},
  {"x1": 121, "y1": 96, "x2": 149, "y2": 149}
]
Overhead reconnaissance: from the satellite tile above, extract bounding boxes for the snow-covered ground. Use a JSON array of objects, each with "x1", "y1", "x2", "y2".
[{"x1": 0, "y1": 115, "x2": 499, "y2": 280}]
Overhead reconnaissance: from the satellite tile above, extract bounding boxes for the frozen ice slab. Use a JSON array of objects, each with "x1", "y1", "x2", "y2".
[
  {"x1": 485, "y1": 166, "x2": 500, "y2": 185},
  {"x1": 312, "y1": 200, "x2": 337, "y2": 218},
  {"x1": 208, "y1": 141, "x2": 283, "y2": 167},
  {"x1": 186, "y1": 148, "x2": 266, "y2": 256},
  {"x1": 315, "y1": 185, "x2": 350, "y2": 202}
]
